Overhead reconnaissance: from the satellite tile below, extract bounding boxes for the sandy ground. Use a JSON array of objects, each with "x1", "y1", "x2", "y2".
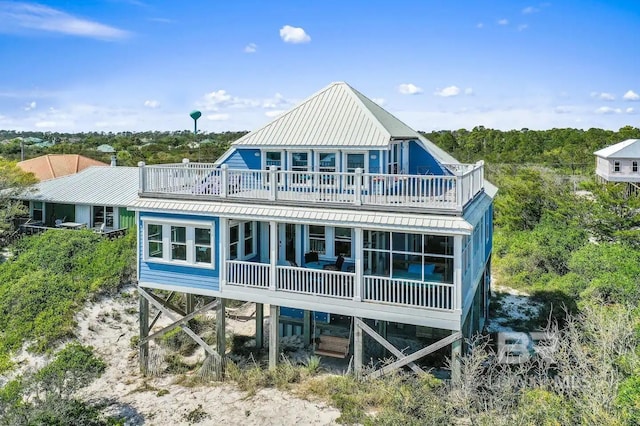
[
  {"x1": 68, "y1": 285, "x2": 341, "y2": 425},
  {"x1": 486, "y1": 282, "x2": 543, "y2": 333}
]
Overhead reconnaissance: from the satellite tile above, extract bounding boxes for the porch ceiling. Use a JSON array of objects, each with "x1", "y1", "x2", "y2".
[{"x1": 130, "y1": 198, "x2": 474, "y2": 235}]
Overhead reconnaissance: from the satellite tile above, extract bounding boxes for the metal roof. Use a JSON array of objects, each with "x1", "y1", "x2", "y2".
[
  {"x1": 130, "y1": 198, "x2": 474, "y2": 235},
  {"x1": 19, "y1": 166, "x2": 139, "y2": 207},
  {"x1": 594, "y1": 139, "x2": 640, "y2": 159}
]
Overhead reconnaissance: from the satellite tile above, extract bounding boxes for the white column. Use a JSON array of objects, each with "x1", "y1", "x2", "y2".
[
  {"x1": 454, "y1": 235, "x2": 463, "y2": 311},
  {"x1": 354, "y1": 227, "x2": 363, "y2": 302},
  {"x1": 269, "y1": 221, "x2": 277, "y2": 291},
  {"x1": 354, "y1": 168, "x2": 363, "y2": 206},
  {"x1": 269, "y1": 304, "x2": 279, "y2": 369},
  {"x1": 220, "y1": 217, "x2": 228, "y2": 289},
  {"x1": 220, "y1": 164, "x2": 228, "y2": 198}
]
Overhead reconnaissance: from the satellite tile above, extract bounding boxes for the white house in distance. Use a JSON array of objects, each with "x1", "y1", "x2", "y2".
[
  {"x1": 594, "y1": 139, "x2": 640, "y2": 190},
  {"x1": 131, "y1": 82, "x2": 497, "y2": 378}
]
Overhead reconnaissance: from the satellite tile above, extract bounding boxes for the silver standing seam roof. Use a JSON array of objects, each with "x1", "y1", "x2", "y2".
[
  {"x1": 19, "y1": 166, "x2": 139, "y2": 207},
  {"x1": 130, "y1": 198, "x2": 475, "y2": 235},
  {"x1": 594, "y1": 139, "x2": 640, "y2": 159},
  {"x1": 225, "y1": 81, "x2": 459, "y2": 164}
]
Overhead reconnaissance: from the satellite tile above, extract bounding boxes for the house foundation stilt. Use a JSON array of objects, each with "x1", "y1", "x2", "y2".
[
  {"x1": 269, "y1": 304, "x2": 279, "y2": 369},
  {"x1": 139, "y1": 293, "x2": 149, "y2": 375},
  {"x1": 255, "y1": 303, "x2": 264, "y2": 349}
]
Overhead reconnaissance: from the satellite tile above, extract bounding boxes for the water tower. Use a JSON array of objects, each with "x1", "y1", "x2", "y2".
[{"x1": 190, "y1": 110, "x2": 202, "y2": 135}]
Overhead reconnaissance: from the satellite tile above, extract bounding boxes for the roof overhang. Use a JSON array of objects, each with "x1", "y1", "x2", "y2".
[{"x1": 130, "y1": 198, "x2": 474, "y2": 235}]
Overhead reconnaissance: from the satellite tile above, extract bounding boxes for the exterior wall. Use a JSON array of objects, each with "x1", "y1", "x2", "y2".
[
  {"x1": 408, "y1": 141, "x2": 448, "y2": 175},
  {"x1": 119, "y1": 208, "x2": 136, "y2": 229},
  {"x1": 596, "y1": 156, "x2": 640, "y2": 182},
  {"x1": 138, "y1": 211, "x2": 220, "y2": 292},
  {"x1": 222, "y1": 149, "x2": 261, "y2": 170},
  {"x1": 75, "y1": 205, "x2": 91, "y2": 225}
]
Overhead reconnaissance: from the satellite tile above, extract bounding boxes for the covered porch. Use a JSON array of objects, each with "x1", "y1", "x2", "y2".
[{"x1": 220, "y1": 219, "x2": 461, "y2": 313}]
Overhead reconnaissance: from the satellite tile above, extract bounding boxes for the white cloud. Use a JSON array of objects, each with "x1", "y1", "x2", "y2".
[
  {"x1": 522, "y1": 6, "x2": 539, "y2": 14},
  {"x1": 265, "y1": 110, "x2": 286, "y2": 118},
  {"x1": 554, "y1": 106, "x2": 573, "y2": 114},
  {"x1": 476, "y1": 22, "x2": 484, "y2": 29},
  {"x1": 24, "y1": 101, "x2": 36, "y2": 111},
  {"x1": 464, "y1": 88, "x2": 474, "y2": 95},
  {"x1": 206, "y1": 113, "x2": 230, "y2": 121},
  {"x1": 398, "y1": 83, "x2": 423, "y2": 95},
  {"x1": 0, "y1": 2, "x2": 130, "y2": 40},
  {"x1": 244, "y1": 43, "x2": 257, "y2": 53},
  {"x1": 595, "y1": 106, "x2": 622, "y2": 114},
  {"x1": 623, "y1": 90, "x2": 640, "y2": 101},
  {"x1": 591, "y1": 92, "x2": 616, "y2": 101},
  {"x1": 627, "y1": 107, "x2": 635, "y2": 114},
  {"x1": 279, "y1": 25, "x2": 311, "y2": 44},
  {"x1": 517, "y1": 24, "x2": 529, "y2": 31},
  {"x1": 144, "y1": 100, "x2": 160, "y2": 108},
  {"x1": 371, "y1": 97, "x2": 386, "y2": 106},
  {"x1": 434, "y1": 86, "x2": 461, "y2": 97},
  {"x1": 35, "y1": 120, "x2": 57, "y2": 128},
  {"x1": 498, "y1": 19, "x2": 509, "y2": 25}
]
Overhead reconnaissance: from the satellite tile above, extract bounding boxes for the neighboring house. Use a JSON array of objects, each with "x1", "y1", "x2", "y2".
[
  {"x1": 17, "y1": 166, "x2": 139, "y2": 231},
  {"x1": 594, "y1": 139, "x2": 640, "y2": 190},
  {"x1": 17, "y1": 154, "x2": 107, "y2": 181},
  {"x1": 96, "y1": 144, "x2": 116, "y2": 153},
  {"x1": 131, "y1": 82, "x2": 497, "y2": 377}
]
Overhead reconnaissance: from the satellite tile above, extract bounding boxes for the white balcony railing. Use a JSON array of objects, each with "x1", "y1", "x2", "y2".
[
  {"x1": 139, "y1": 161, "x2": 485, "y2": 212},
  {"x1": 224, "y1": 260, "x2": 456, "y2": 311}
]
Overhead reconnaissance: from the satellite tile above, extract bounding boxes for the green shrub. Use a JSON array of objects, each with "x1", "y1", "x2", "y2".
[{"x1": 0, "y1": 230, "x2": 134, "y2": 372}]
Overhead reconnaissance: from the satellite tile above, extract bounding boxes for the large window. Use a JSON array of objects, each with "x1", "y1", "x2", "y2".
[
  {"x1": 92, "y1": 206, "x2": 114, "y2": 228},
  {"x1": 308, "y1": 225, "x2": 326, "y2": 254},
  {"x1": 335, "y1": 227, "x2": 352, "y2": 256},
  {"x1": 32, "y1": 201, "x2": 43, "y2": 222},
  {"x1": 290, "y1": 152, "x2": 310, "y2": 185},
  {"x1": 229, "y1": 221, "x2": 256, "y2": 260},
  {"x1": 265, "y1": 151, "x2": 282, "y2": 169},
  {"x1": 307, "y1": 225, "x2": 353, "y2": 259},
  {"x1": 144, "y1": 220, "x2": 214, "y2": 267},
  {"x1": 363, "y1": 231, "x2": 453, "y2": 283},
  {"x1": 147, "y1": 224, "x2": 163, "y2": 258}
]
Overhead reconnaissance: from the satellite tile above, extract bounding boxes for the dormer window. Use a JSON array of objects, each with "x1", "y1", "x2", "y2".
[{"x1": 614, "y1": 161, "x2": 621, "y2": 172}]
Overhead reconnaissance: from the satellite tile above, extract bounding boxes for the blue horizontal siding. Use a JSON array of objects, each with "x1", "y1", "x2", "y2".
[
  {"x1": 222, "y1": 149, "x2": 261, "y2": 170},
  {"x1": 138, "y1": 211, "x2": 220, "y2": 291},
  {"x1": 140, "y1": 262, "x2": 219, "y2": 291}
]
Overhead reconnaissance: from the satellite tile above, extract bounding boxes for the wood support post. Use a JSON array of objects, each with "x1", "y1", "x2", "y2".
[
  {"x1": 354, "y1": 317, "x2": 363, "y2": 378},
  {"x1": 139, "y1": 292, "x2": 149, "y2": 375},
  {"x1": 451, "y1": 333, "x2": 462, "y2": 384},
  {"x1": 255, "y1": 303, "x2": 264, "y2": 349},
  {"x1": 216, "y1": 298, "x2": 226, "y2": 359},
  {"x1": 269, "y1": 304, "x2": 279, "y2": 369},
  {"x1": 186, "y1": 293, "x2": 195, "y2": 314},
  {"x1": 303, "y1": 310, "x2": 311, "y2": 345}
]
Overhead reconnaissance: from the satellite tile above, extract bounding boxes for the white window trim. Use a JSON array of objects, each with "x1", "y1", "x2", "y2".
[
  {"x1": 342, "y1": 151, "x2": 368, "y2": 173},
  {"x1": 142, "y1": 218, "x2": 215, "y2": 269},
  {"x1": 315, "y1": 151, "x2": 339, "y2": 172},
  {"x1": 262, "y1": 150, "x2": 284, "y2": 170},
  {"x1": 306, "y1": 225, "x2": 354, "y2": 261},
  {"x1": 229, "y1": 220, "x2": 257, "y2": 260}
]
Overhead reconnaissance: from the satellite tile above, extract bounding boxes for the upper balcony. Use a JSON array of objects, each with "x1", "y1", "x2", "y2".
[{"x1": 138, "y1": 161, "x2": 485, "y2": 214}]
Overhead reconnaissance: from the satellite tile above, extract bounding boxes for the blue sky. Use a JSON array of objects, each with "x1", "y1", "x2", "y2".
[{"x1": 0, "y1": 0, "x2": 638, "y2": 133}]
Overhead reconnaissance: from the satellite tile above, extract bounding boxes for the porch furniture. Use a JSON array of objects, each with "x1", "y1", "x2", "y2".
[
  {"x1": 60, "y1": 222, "x2": 85, "y2": 229},
  {"x1": 315, "y1": 334, "x2": 350, "y2": 358},
  {"x1": 323, "y1": 254, "x2": 345, "y2": 271},
  {"x1": 304, "y1": 251, "x2": 319, "y2": 263}
]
